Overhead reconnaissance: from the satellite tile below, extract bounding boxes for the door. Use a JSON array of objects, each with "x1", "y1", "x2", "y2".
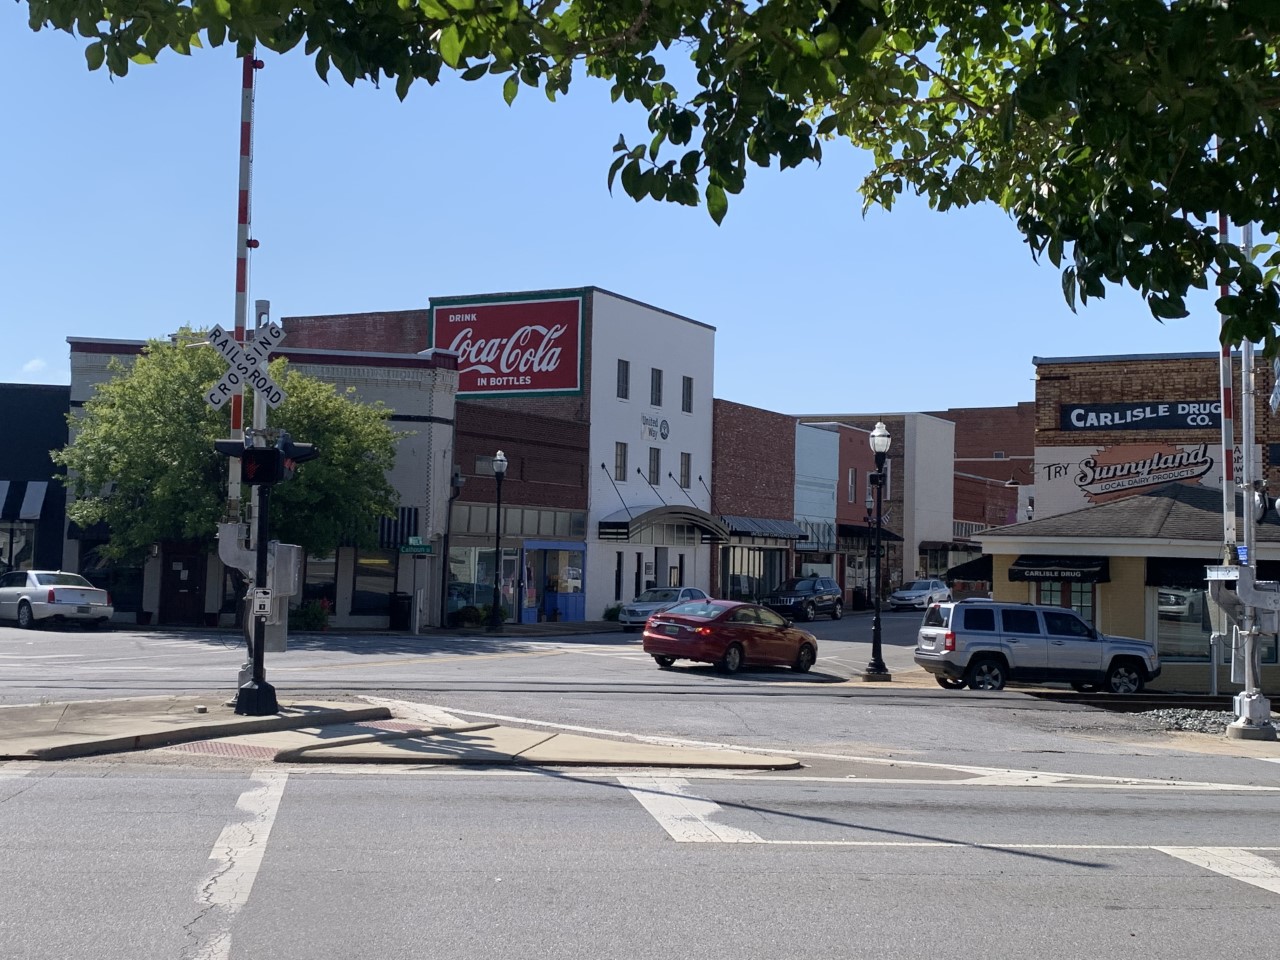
[
  {"x1": 1042, "y1": 608, "x2": 1103, "y2": 680},
  {"x1": 998, "y1": 607, "x2": 1048, "y2": 679},
  {"x1": 159, "y1": 546, "x2": 206, "y2": 626}
]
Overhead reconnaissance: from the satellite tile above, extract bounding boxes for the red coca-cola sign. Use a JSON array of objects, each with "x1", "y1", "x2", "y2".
[{"x1": 430, "y1": 294, "x2": 583, "y2": 395}]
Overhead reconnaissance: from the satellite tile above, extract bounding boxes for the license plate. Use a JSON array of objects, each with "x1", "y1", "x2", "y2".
[
  {"x1": 77, "y1": 605, "x2": 91, "y2": 614},
  {"x1": 662, "y1": 624, "x2": 681, "y2": 636}
]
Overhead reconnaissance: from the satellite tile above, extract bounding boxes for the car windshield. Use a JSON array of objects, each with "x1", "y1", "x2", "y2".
[
  {"x1": 776, "y1": 578, "x2": 815, "y2": 592},
  {"x1": 902, "y1": 581, "x2": 932, "y2": 591},
  {"x1": 636, "y1": 588, "x2": 680, "y2": 603},
  {"x1": 661, "y1": 601, "x2": 722, "y2": 619},
  {"x1": 33, "y1": 573, "x2": 94, "y2": 588}
]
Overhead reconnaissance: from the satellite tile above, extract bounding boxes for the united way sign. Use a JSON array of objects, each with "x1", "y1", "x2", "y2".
[{"x1": 429, "y1": 292, "x2": 584, "y2": 397}]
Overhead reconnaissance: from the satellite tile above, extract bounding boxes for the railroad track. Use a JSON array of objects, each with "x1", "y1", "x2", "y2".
[{"x1": 1022, "y1": 690, "x2": 1236, "y2": 713}]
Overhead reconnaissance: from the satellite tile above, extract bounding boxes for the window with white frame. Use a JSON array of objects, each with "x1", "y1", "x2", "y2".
[
  {"x1": 650, "y1": 368, "x2": 663, "y2": 407},
  {"x1": 680, "y1": 452, "x2": 691, "y2": 488},
  {"x1": 681, "y1": 376, "x2": 693, "y2": 413},
  {"x1": 617, "y1": 359, "x2": 630, "y2": 400},
  {"x1": 847, "y1": 467, "x2": 858, "y2": 503},
  {"x1": 614, "y1": 442, "x2": 628, "y2": 481},
  {"x1": 648, "y1": 447, "x2": 661, "y2": 485}
]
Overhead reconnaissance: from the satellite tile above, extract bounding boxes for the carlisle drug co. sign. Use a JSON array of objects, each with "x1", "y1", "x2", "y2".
[{"x1": 429, "y1": 293, "x2": 584, "y2": 396}]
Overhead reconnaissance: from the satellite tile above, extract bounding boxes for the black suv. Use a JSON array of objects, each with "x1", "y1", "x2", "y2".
[{"x1": 763, "y1": 577, "x2": 843, "y2": 622}]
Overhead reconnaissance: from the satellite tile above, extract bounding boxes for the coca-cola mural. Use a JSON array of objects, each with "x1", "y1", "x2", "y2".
[{"x1": 430, "y1": 293, "x2": 583, "y2": 395}]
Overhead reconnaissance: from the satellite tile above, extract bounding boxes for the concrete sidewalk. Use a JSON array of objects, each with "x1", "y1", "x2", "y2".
[{"x1": 0, "y1": 695, "x2": 799, "y2": 769}]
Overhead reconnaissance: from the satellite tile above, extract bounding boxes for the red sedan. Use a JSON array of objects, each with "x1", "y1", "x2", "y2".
[{"x1": 641, "y1": 599, "x2": 819, "y2": 674}]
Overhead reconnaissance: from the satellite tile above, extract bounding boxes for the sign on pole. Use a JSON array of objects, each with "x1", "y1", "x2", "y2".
[{"x1": 205, "y1": 322, "x2": 288, "y2": 410}]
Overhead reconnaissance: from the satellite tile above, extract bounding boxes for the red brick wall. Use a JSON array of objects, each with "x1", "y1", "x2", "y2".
[
  {"x1": 456, "y1": 401, "x2": 589, "y2": 511},
  {"x1": 711, "y1": 399, "x2": 795, "y2": 518},
  {"x1": 282, "y1": 310, "x2": 429, "y2": 354},
  {"x1": 284, "y1": 296, "x2": 594, "y2": 423}
]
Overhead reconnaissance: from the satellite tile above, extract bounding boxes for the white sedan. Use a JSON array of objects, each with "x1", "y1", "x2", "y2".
[
  {"x1": 0, "y1": 570, "x2": 114, "y2": 629},
  {"x1": 887, "y1": 578, "x2": 952, "y2": 611},
  {"x1": 618, "y1": 586, "x2": 709, "y2": 631}
]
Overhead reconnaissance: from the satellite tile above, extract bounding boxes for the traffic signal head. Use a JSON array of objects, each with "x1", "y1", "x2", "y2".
[
  {"x1": 277, "y1": 432, "x2": 319, "y2": 481},
  {"x1": 241, "y1": 447, "x2": 284, "y2": 485}
]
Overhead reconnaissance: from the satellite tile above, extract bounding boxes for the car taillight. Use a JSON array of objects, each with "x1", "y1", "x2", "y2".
[
  {"x1": 48, "y1": 589, "x2": 57, "y2": 603},
  {"x1": 943, "y1": 631, "x2": 956, "y2": 652},
  {"x1": 696, "y1": 626, "x2": 712, "y2": 636},
  {"x1": 107, "y1": 592, "x2": 113, "y2": 606}
]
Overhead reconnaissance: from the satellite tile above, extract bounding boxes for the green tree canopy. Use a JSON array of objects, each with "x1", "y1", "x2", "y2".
[
  {"x1": 21, "y1": 0, "x2": 1280, "y2": 345},
  {"x1": 53, "y1": 331, "x2": 400, "y2": 562}
]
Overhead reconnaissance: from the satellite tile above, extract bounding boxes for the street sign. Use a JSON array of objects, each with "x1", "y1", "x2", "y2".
[
  {"x1": 251, "y1": 588, "x2": 273, "y2": 617},
  {"x1": 399, "y1": 543, "x2": 433, "y2": 555},
  {"x1": 205, "y1": 322, "x2": 288, "y2": 410}
]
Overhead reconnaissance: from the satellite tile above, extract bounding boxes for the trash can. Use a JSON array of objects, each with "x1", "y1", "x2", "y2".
[{"x1": 389, "y1": 592, "x2": 412, "y2": 631}]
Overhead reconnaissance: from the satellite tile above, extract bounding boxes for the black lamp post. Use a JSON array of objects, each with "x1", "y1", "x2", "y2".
[
  {"x1": 862, "y1": 421, "x2": 892, "y2": 681},
  {"x1": 487, "y1": 450, "x2": 508, "y2": 632},
  {"x1": 864, "y1": 491, "x2": 874, "y2": 609}
]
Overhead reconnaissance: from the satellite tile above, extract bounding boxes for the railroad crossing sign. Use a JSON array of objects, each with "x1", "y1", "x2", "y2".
[{"x1": 205, "y1": 322, "x2": 287, "y2": 410}]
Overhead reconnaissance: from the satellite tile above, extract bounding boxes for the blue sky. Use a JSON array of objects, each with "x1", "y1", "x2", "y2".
[{"x1": 3, "y1": 8, "x2": 1225, "y2": 415}]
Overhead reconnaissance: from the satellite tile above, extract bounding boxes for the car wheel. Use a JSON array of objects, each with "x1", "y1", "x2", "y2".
[
  {"x1": 653, "y1": 655, "x2": 675, "y2": 669},
  {"x1": 802, "y1": 602, "x2": 817, "y2": 622},
  {"x1": 1105, "y1": 661, "x2": 1145, "y2": 694},
  {"x1": 830, "y1": 600, "x2": 843, "y2": 621},
  {"x1": 16, "y1": 601, "x2": 35, "y2": 630},
  {"x1": 1071, "y1": 682, "x2": 1100, "y2": 693},
  {"x1": 965, "y1": 657, "x2": 1007, "y2": 691},
  {"x1": 718, "y1": 643, "x2": 744, "y2": 674},
  {"x1": 936, "y1": 677, "x2": 967, "y2": 690},
  {"x1": 792, "y1": 644, "x2": 815, "y2": 673}
]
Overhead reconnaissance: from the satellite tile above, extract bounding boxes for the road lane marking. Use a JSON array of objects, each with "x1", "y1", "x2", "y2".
[
  {"x1": 1155, "y1": 847, "x2": 1280, "y2": 896},
  {"x1": 185, "y1": 769, "x2": 288, "y2": 960},
  {"x1": 620, "y1": 776, "x2": 763, "y2": 842}
]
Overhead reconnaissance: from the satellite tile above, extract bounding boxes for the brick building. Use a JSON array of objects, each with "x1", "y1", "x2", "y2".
[{"x1": 976, "y1": 351, "x2": 1280, "y2": 693}]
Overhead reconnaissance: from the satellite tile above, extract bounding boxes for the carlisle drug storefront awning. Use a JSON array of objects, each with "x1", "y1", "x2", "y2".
[{"x1": 1007, "y1": 554, "x2": 1111, "y2": 583}]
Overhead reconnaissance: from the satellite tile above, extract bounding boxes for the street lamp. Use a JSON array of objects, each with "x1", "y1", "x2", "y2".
[
  {"x1": 863, "y1": 422, "x2": 892, "y2": 681},
  {"x1": 864, "y1": 490, "x2": 874, "y2": 609},
  {"x1": 487, "y1": 450, "x2": 508, "y2": 632}
]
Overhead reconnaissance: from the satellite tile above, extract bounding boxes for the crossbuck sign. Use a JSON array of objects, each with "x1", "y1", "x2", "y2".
[{"x1": 205, "y1": 322, "x2": 287, "y2": 410}]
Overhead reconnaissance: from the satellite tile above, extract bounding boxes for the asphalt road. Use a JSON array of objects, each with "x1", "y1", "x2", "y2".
[{"x1": 4, "y1": 612, "x2": 1280, "y2": 959}]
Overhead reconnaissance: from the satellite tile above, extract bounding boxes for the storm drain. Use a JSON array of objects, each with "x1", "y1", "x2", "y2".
[{"x1": 162, "y1": 741, "x2": 278, "y2": 760}]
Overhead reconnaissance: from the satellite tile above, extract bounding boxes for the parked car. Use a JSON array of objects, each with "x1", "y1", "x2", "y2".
[
  {"x1": 762, "y1": 576, "x2": 843, "y2": 621},
  {"x1": 914, "y1": 599, "x2": 1160, "y2": 694},
  {"x1": 0, "y1": 570, "x2": 113, "y2": 630},
  {"x1": 887, "y1": 578, "x2": 952, "y2": 611},
  {"x1": 618, "y1": 586, "x2": 709, "y2": 631},
  {"x1": 1157, "y1": 586, "x2": 1205, "y2": 621},
  {"x1": 642, "y1": 599, "x2": 819, "y2": 674}
]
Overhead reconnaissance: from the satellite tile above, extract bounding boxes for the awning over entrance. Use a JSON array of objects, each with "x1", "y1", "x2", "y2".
[
  {"x1": 1008, "y1": 554, "x2": 1111, "y2": 583},
  {"x1": 946, "y1": 554, "x2": 993, "y2": 582},
  {"x1": 0, "y1": 480, "x2": 48, "y2": 522},
  {"x1": 836, "y1": 522, "x2": 903, "y2": 542},
  {"x1": 720, "y1": 515, "x2": 807, "y2": 540},
  {"x1": 598, "y1": 505, "x2": 731, "y2": 543}
]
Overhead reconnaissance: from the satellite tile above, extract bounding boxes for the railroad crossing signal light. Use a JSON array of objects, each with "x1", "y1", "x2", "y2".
[
  {"x1": 278, "y1": 432, "x2": 319, "y2": 481},
  {"x1": 213, "y1": 440, "x2": 283, "y2": 485},
  {"x1": 215, "y1": 435, "x2": 318, "y2": 484}
]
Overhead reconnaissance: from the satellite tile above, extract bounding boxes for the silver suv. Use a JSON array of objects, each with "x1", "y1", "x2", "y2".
[{"x1": 914, "y1": 600, "x2": 1161, "y2": 693}]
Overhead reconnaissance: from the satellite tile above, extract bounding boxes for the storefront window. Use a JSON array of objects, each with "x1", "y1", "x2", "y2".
[
  {"x1": 1036, "y1": 581, "x2": 1095, "y2": 624},
  {"x1": 1, "y1": 521, "x2": 36, "y2": 573},
  {"x1": 304, "y1": 554, "x2": 337, "y2": 605},
  {"x1": 722, "y1": 545, "x2": 786, "y2": 602},
  {"x1": 351, "y1": 549, "x2": 396, "y2": 616}
]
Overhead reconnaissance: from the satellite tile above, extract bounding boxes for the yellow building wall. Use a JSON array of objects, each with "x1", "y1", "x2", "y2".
[
  {"x1": 1099, "y1": 556, "x2": 1145, "y2": 640},
  {"x1": 990, "y1": 552, "x2": 1280, "y2": 694}
]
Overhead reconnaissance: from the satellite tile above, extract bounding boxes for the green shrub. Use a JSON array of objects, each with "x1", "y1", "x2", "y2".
[
  {"x1": 602, "y1": 604, "x2": 623, "y2": 622},
  {"x1": 449, "y1": 605, "x2": 484, "y2": 628},
  {"x1": 290, "y1": 600, "x2": 330, "y2": 631}
]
